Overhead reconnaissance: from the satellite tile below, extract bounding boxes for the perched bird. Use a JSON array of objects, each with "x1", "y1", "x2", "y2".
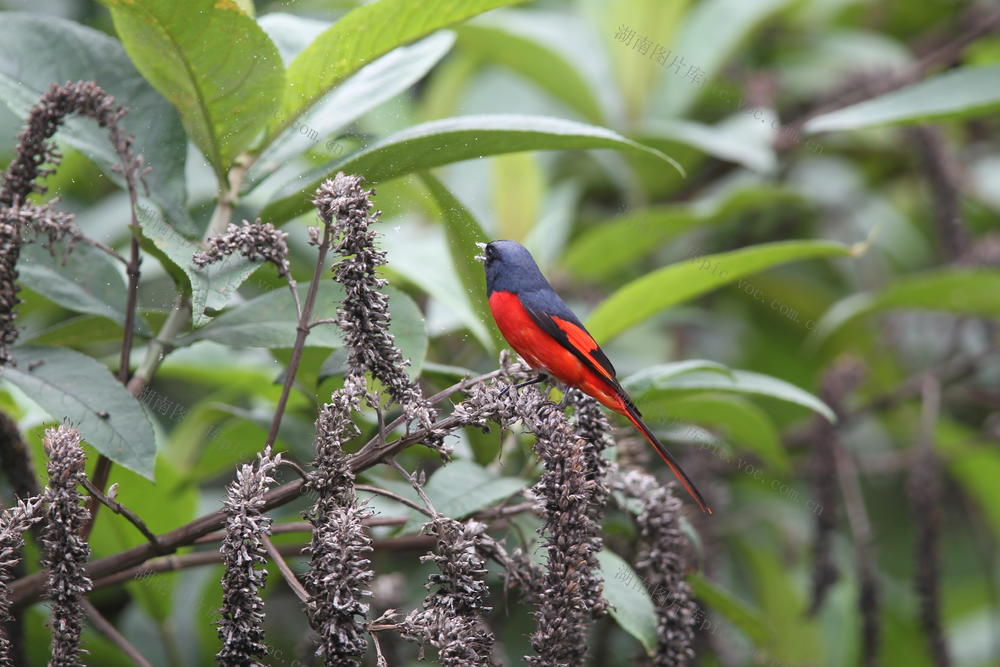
[{"x1": 479, "y1": 239, "x2": 712, "y2": 514}]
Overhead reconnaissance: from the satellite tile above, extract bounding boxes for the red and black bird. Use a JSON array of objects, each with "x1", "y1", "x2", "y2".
[{"x1": 481, "y1": 239, "x2": 712, "y2": 514}]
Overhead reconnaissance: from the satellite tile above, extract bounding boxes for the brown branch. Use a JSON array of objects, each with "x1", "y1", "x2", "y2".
[
  {"x1": 775, "y1": 7, "x2": 1000, "y2": 152},
  {"x1": 262, "y1": 535, "x2": 309, "y2": 604},
  {"x1": 909, "y1": 377, "x2": 951, "y2": 667},
  {"x1": 833, "y1": 435, "x2": 880, "y2": 666},
  {"x1": 908, "y1": 126, "x2": 969, "y2": 260},
  {"x1": 82, "y1": 599, "x2": 152, "y2": 667},
  {"x1": 10, "y1": 370, "x2": 520, "y2": 609},
  {"x1": 80, "y1": 479, "x2": 164, "y2": 553},
  {"x1": 264, "y1": 222, "x2": 332, "y2": 448}
]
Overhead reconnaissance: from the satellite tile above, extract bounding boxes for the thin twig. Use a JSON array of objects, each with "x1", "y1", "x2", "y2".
[
  {"x1": 262, "y1": 534, "x2": 310, "y2": 603},
  {"x1": 264, "y1": 222, "x2": 332, "y2": 448},
  {"x1": 82, "y1": 599, "x2": 153, "y2": 667},
  {"x1": 356, "y1": 483, "x2": 433, "y2": 517},
  {"x1": 308, "y1": 317, "x2": 339, "y2": 329},
  {"x1": 833, "y1": 434, "x2": 880, "y2": 666},
  {"x1": 11, "y1": 370, "x2": 518, "y2": 608},
  {"x1": 80, "y1": 236, "x2": 128, "y2": 264},
  {"x1": 81, "y1": 479, "x2": 164, "y2": 553},
  {"x1": 387, "y1": 458, "x2": 438, "y2": 517}
]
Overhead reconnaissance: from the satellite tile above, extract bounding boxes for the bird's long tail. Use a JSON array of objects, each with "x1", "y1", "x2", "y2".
[{"x1": 619, "y1": 400, "x2": 713, "y2": 515}]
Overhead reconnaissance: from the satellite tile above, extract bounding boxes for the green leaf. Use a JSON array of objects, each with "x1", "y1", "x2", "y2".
[
  {"x1": 381, "y1": 219, "x2": 492, "y2": 349},
  {"x1": 597, "y1": 549, "x2": 658, "y2": 656},
  {"x1": 640, "y1": 114, "x2": 778, "y2": 173},
  {"x1": 262, "y1": 114, "x2": 682, "y2": 223},
  {"x1": 272, "y1": 0, "x2": 525, "y2": 137},
  {"x1": 457, "y1": 13, "x2": 604, "y2": 122},
  {"x1": 805, "y1": 65, "x2": 1000, "y2": 133},
  {"x1": 247, "y1": 26, "x2": 454, "y2": 187},
  {"x1": 398, "y1": 460, "x2": 527, "y2": 533},
  {"x1": 643, "y1": 394, "x2": 788, "y2": 471},
  {"x1": 136, "y1": 210, "x2": 264, "y2": 326},
  {"x1": 585, "y1": 240, "x2": 852, "y2": 343},
  {"x1": 687, "y1": 572, "x2": 768, "y2": 646},
  {"x1": 936, "y1": 421, "x2": 1000, "y2": 540},
  {"x1": 102, "y1": 0, "x2": 284, "y2": 176},
  {"x1": 624, "y1": 366, "x2": 835, "y2": 422},
  {"x1": 418, "y1": 172, "x2": 503, "y2": 352},
  {"x1": 0, "y1": 13, "x2": 191, "y2": 232},
  {"x1": 562, "y1": 186, "x2": 802, "y2": 281},
  {"x1": 811, "y1": 269, "x2": 1000, "y2": 343},
  {"x1": 178, "y1": 282, "x2": 428, "y2": 376},
  {"x1": 17, "y1": 243, "x2": 148, "y2": 334},
  {"x1": 492, "y1": 152, "x2": 545, "y2": 242},
  {"x1": 652, "y1": 0, "x2": 791, "y2": 117},
  {"x1": 3, "y1": 346, "x2": 156, "y2": 479}
]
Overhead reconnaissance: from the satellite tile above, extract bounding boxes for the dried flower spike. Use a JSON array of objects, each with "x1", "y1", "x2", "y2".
[
  {"x1": 302, "y1": 375, "x2": 374, "y2": 665},
  {"x1": 0, "y1": 497, "x2": 43, "y2": 667},
  {"x1": 517, "y1": 389, "x2": 608, "y2": 666},
  {"x1": 40, "y1": 425, "x2": 91, "y2": 667},
  {"x1": 216, "y1": 447, "x2": 282, "y2": 665},
  {"x1": 315, "y1": 173, "x2": 442, "y2": 452},
  {"x1": 194, "y1": 218, "x2": 290, "y2": 277},
  {"x1": 0, "y1": 81, "x2": 140, "y2": 367},
  {"x1": 617, "y1": 469, "x2": 698, "y2": 667},
  {"x1": 401, "y1": 518, "x2": 496, "y2": 666}
]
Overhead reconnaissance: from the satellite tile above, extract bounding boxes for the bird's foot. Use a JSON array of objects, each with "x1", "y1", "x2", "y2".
[{"x1": 500, "y1": 373, "x2": 548, "y2": 398}]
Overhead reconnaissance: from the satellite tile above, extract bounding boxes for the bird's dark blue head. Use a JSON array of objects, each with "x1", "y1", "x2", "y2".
[{"x1": 482, "y1": 240, "x2": 548, "y2": 295}]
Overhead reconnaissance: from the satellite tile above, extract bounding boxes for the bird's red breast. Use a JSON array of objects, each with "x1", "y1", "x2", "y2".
[{"x1": 489, "y1": 290, "x2": 624, "y2": 411}]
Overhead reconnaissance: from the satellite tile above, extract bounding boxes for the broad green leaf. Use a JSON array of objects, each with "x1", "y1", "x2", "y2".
[
  {"x1": 103, "y1": 0, "x2": 284, "y2": 176},
  {"x1": 17, "y1": 243, "x2": 148, "y2": 334},
  {"x1": 178, "y1": 282, "x2": 428, "y2": 375},
  {"x1": 273, "y1": 0, "x2": 525, "y2": 137},
  {"x1": 0, "y1": 13, "x2": 191, "y2": 232},
  {"x1": 643, "y1": 394, "x2": 788, "y2": 471},
  {"x1": 640, "y1": 113, "x2": 778, "y2": 173},
  {"x1": 625, "y1": 366, "x2": 835, "y2": 422},
  {"x1": 457, "y1": 13, "x2": 604, "y2": 122},
  {"x1": 522, "y1": 181, "x2": 581, "y2": 271},
  {"x1": 493, "y1": 152, "x2": 544, "y2": 242},
  {"x1": 687, "y1": 572, "x2": 768, "y2": 646},
  {"x1": 381, "y1": 220, "x2": 493, "y2": 348},
  {"x1": 3, "y1": 346, "x2": 156, "y2": 478},
  {"x1": 586, "y1": 240, "x2": 853, "y2": 343},
  {"x1": 262, "y1": 114, "x2": 682, "y2": 223},
  {"x1": 562, "y1": 185, "x2": 802, "y2": 280},
  {"x1": 605, "y1": 0, "x2": 689, "y2": 122},
  {"x1": 22, "y1": 316, "x2": 124, "y2": 347},
  {"x1": 597, "y1": 549, "x2": 658, "y2": 656},
  {"x1": 652, "y1": 0, "x2": 791, "y2": 117},
  {"x1": 812, "y1": 269, "x2": 1000, "y2": 343},
  {"x1": 399, "y1": 460, "x2": 527, "y2": 533},
  {"x1": 737, "y1": 538, "x2": 822, "y2": 663},
  {"x1": 247, "y1": 28, "x2": 454, "y2": 187},
  {"x1": 418, "y1": 172, "x2": 503, "y2": 352},
  {"x1": 805, "y1": 65, "x2": 1000, "y2": 133},
  {"x1": 936, "y1": 421, "x2": 1000, "y2": 540}
]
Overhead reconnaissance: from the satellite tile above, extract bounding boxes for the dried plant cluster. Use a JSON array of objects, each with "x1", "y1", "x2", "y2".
[
  {"x1": 0, "y1": 81, "x2": 140, "y2": 366},
  {"x1": 0, "y1": 85, "x2": 706, "y2": 666}
]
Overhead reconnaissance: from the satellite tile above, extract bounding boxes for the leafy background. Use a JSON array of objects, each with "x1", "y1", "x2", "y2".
[{"x1": 0, "y1": 0, "x2": 998, "y2": 665}]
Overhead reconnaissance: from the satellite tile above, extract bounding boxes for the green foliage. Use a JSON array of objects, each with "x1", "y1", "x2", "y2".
[
  {"x1": 0, "y1": 0, "x2": 997, "y2": 664},
  {"x1": 101, "y1": 0, "x2": 285, "y2": 177},
  {"x1": 5, "y1": 346, "x2": 155, "y2": 478}
]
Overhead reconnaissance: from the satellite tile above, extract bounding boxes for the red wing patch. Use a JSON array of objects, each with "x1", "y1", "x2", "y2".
[{"x1": 550, "y1": 316, "x2": 616, "y2": 382}]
